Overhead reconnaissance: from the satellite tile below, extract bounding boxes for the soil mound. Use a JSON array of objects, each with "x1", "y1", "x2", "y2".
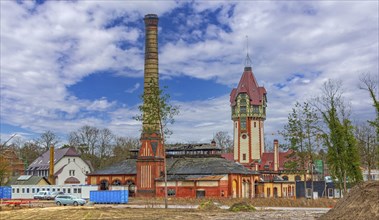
[{"x1": 319, "y1": 181, "x2": 379, "y2": 220}]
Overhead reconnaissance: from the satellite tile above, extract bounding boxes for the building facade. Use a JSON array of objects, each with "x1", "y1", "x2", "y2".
[
  {"x1": 26, "y1": 147, "x2": 92, "y2": 185},
  {"x1": 87, "y1": 144, "x2": 260, "y2": 198}
]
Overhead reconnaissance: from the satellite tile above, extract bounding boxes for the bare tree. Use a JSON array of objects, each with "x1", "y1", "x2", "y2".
[
  {"x1": 98, "y1": 128, "x2": 114, "y2": 167},
  {"x1": 355, "y1": 123, "x2": 378, "y2": 180},
  {"x1": 112, "y1": 136, "x2": 140, "y2": 162},
  {"x1": 213, "y1": 131, "x2": 233, "y2": 153},
  {"x1": 20, "y1": 141, "x2": 43, "y2": 168},
  {"x1": 36, "y1": 130, "x2": 60, "y2": 151},
  {"x1": 68, "y1": 125, "x2": 99, "y2": 156}
]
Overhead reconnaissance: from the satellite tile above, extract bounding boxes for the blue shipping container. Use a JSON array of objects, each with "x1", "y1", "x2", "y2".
[
  {"x1": 90, "y1": 190, "x2": 128, "y2": 204},
  {"x1": 0, "y1": 186, "x2": 12, "y2": 199}
]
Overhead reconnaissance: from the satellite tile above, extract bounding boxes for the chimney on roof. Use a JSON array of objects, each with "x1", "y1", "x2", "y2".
[
  {"x1": 274, "y1": 140, "x2": 279, "y2": 172},
  {"x1": 48, "y1": 145, "x2": 55, "y2": 185},
  {"x1": 211, "y1": 140, "x2": 216, "y2": 147}
]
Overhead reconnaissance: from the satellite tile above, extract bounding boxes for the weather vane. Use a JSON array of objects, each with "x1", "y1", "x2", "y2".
[{"x1": 244, "y1": 35, "x2": 252, "y2": 67}]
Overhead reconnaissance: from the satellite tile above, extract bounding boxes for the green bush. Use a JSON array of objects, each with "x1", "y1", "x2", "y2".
[
  {"x1": 198, "y1": 200, "x2": 221, "y2": 211},
  {"x1": 229, "y1": 202, "x2": 256, "y2": 212}
]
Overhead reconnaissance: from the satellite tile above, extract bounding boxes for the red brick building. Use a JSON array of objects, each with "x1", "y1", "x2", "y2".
[{"x1": 87, "y1": 144, "x2": 260, "y2": 198}]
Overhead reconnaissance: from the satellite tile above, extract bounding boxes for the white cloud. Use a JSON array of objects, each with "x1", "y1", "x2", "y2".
[
  {"x1": 125, "y1": 83, "x2": 140, "y2": 93},
  {"x1": 1, "y1": 1, "x2": 378, "y2": 145}
]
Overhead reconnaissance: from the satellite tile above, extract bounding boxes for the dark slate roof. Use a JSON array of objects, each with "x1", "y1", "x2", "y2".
[
  {"x1": 27, "y1": 147, "x2": 80, "y2": 170},
  {"x1": 165, "y1": 143, "x2": 219, "y2": 151},
  {"x1": 6, "y1": 175, "x2": 50, "y2": 186},
  {"x1": 88, "y1": 159, "x2": 137, "y2": 175},
  {"x1": 88, "y1": 157, "x2": 257, "y2": 177},
  {"x1": 167, "y1": 157, "x2": 257, "y2": 175}
]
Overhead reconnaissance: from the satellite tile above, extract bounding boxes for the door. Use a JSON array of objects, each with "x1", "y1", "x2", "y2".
[
  {"x1": 232, "y1": 180, "x2": 237, "y2": 198},
  {"x1": 196, "y1": 190, "x2": 205, "y2": 198}
]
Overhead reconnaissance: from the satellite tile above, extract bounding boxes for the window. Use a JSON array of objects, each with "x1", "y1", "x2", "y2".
[
  {"x1": 253, "y1": 106, "x2": 259, "y2": 114},
  {"x1": 78, "y1": 188, "x2": 81, "y2": 194},
  {"x1": 63, "y1": 189, "x2": 66, "y2": 193},
  {"x1": 68, "y1": 158, "x2": 70, "y2": 163},
  {"x1": 67, "y1": 189, "x2": 71, "y2": 194},
  {"x1": 167, "y1": 189, "x2": 176, "y2": 197},
  {"x1": 32, "y1": 188, "x2": 35, "y2": 193},
  {"x1": 241, "y1": 118, "x2": 246, "y2": 130},
  {"x1": 26, "y1": 188, "x2": 29, "y2": 193},
  {"x1": 328, "y1": 188, "x2": 334, "y2": 198},
  {"x1": 254, "y1": 122, "x2": 256, "y2": 128},
  {"x1": 73, "y1": 158, "x2": 75, "y2": 162},
  {"x1": 69, "y1": 170, "x2": 75, "y2": 176},
  {"x1": 243, "y1": 154, "x2": 246, "y2": 160},
  {"x1": 12, "y1": 188, "x2": 15, "y2": 193},
  {"x1": 17, "y1": 188, "x2": 19, "y2": 193},
  {"x1": 74, "y1": 188, "x2": 78, "y2": 193},
  {"x1": 240, "y1": 106, "x2": 246, "y2": 113},
  {"x1": 52, "y1": 188, "x2": 55, "y2": 192}
]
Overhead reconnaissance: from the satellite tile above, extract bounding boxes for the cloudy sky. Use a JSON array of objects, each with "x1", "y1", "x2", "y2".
[{"x1": 1, "y1": 1, "x2": 378, "y2": 146}]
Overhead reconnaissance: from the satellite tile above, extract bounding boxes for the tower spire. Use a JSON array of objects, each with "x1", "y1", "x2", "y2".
[{"x1": 244, "y1": 35, "x2": 252, "y2": 68}]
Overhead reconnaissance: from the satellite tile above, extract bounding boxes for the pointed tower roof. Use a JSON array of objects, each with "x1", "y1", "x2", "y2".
[{"x1": 230, "y1": 66, "x2": 266, "y2": 106}]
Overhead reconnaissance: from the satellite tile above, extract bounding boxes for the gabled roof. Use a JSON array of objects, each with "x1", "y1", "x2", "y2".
[
  {"x1": 6, "y1": 175, "x2": 50, "y2": 186},
  {"x1": 27, "y1": 147, "x2": 80, "y2": 170},
  {"x1": 230, "y1": 67, "x2": 266, "y2": 106}
]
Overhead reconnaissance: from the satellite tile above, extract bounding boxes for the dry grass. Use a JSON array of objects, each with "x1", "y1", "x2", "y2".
[
  {"x1": 129, "y1": 197, "x2": 337, "y2": 208},
  {"x1": 0, "y1": 206, "x2": 327, "y2": 220}
]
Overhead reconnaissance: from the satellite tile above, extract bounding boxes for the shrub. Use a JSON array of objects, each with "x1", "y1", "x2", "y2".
[
  {"x1": 198, "y1": 200, "x2": 221, "y2": 211},
  {"x1": 229, "y1": 202, "x2": 256, "y2": 212}
]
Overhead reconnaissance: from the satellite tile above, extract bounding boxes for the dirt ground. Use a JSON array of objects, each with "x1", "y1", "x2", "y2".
[
  {"x1": 0, "y1": 206, "x2": 327, "y2": 220},
  {"x1": 319, "y1": 181, "x2": 379, "y2": 220},
  {"x1": 0, "y1": 197, "x2": 336, "y2": 220}
]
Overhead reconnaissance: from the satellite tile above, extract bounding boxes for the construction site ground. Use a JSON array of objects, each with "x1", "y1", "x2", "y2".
[{"x1": 0, "y1": 197, "x2": 335, "y2": 220}]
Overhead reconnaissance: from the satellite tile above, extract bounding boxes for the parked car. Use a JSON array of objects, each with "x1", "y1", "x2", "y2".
[
  {"x1": 45, "y1": 191, "x2": 64, "y2": 200},
  {"x1": 55, "y1": 195, "x2": 86, "y2": 206},
  {"x1": 33, "y1": 191, "x2": 50, "y2": 200}
]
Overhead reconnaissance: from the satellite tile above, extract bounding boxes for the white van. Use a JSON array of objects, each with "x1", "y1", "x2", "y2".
[{"x1": 33, "y1": 191, "x2": 50, "y2": 200}]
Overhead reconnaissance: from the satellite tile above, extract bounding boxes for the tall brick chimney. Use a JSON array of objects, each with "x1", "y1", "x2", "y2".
[
  {"x1": 274, "y1": 140, "x2": 279, "y2": 172},
  {"x1": 136, "y1": 14, "x2": 165, "y2": 197},
  {"x1": 48, "y1": 145, "x2": 55, "y2": 185},
  {"x1": 142, "y1": 13, "x2": 160, "y2": 134}
]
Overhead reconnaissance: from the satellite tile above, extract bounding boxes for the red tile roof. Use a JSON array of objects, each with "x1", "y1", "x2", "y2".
[
  {"x1": 259, "y1": 150, "x2": 293, "y2": 171},
  {"x1": 221, "y1": 153, "x2": 234, "y2": 162},
  {"x1": 230, "y1": 67, "x2": 266, "y2": 106}
]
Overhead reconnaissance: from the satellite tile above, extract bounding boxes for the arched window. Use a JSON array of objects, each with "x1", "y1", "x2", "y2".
[
  {"x1": 100, "y1": 179, "x2": 109, "y2": 190},
  {"x1": 295, "y1": 175, "x2": 301, "y2": 181},
  {"x1": 282, "y1": 175, "x2": 289, "y2": 181},
  {"x1": 112, "y1": 179, "x2": 121, "y2": 185}
]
